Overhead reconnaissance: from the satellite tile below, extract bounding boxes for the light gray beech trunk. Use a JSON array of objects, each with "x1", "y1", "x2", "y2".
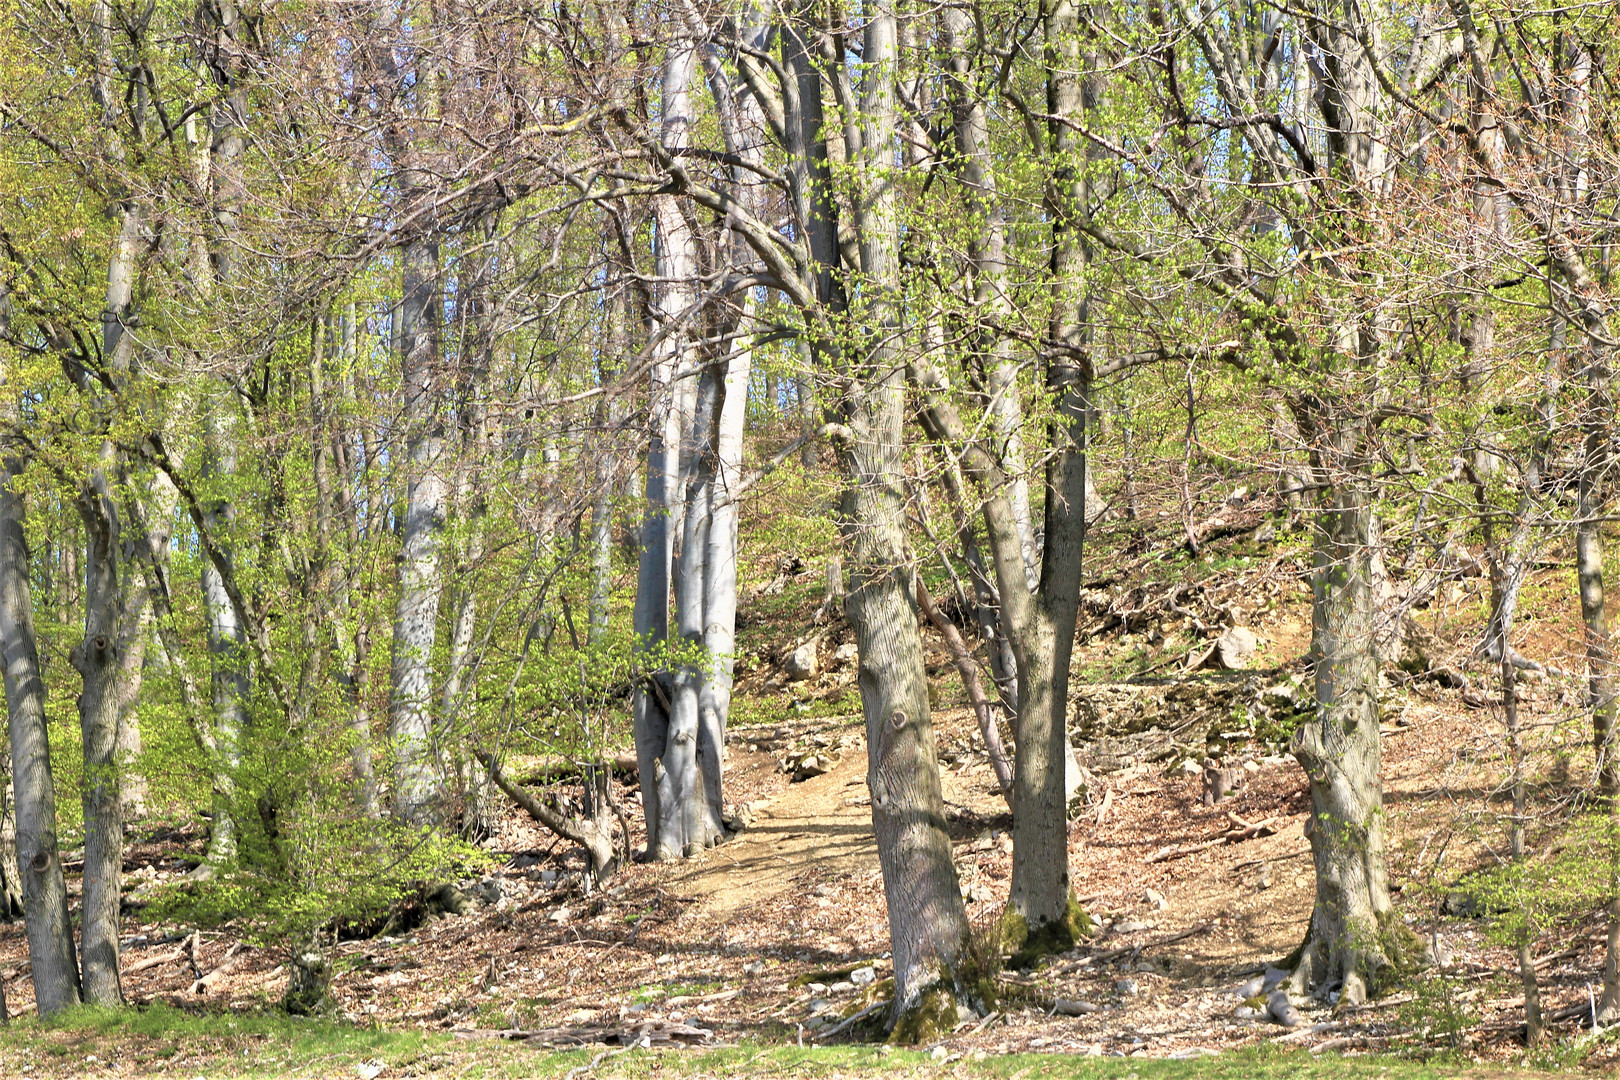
[
  {"x1": 666, "y1": 371, "x2": 726, "y2": 855},
  {"x1": 201, "y1": 418, "x2": 248, "y2": 866},
  {"x1": 65, "y1": 191, "x2": 153, "y2": 1008},
  {"x1": 72, "y1": 467, "x2": 142, "y2": 1007},
  {"x1": 1, "y1": 450, "x2": 81, "y2": 1015},
  {"x1": 1288, "y1": 475, "x2": 1392, "y2": 1005},
  {"x1": 633, "y1": 35, "x2": 703, "y2": 860},
  {"x1": 191, "y1": 14, "x2": 252, "y2": 857},
  {"x1": 844, "y1": 0, "x2": 973, "y2": 1028},
  {"x1": 0, "y1": 752, "x2": 22, "y2": 919},
  {"x1": 587, "y1": 290, "x2": 627, "y2": 646},
  {"x1": 389, "y1": 235, "x2": 449, "y2": 828}
]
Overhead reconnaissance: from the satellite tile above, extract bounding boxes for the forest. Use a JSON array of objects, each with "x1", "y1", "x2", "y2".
[{"x1": 0, "y1": 0, "x2": 1618, "y2": 1073}]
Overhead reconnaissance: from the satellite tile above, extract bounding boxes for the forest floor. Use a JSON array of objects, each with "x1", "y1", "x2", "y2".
[{"x1": 4, "y1": 514, "x2": 1620, "y2": 1076}]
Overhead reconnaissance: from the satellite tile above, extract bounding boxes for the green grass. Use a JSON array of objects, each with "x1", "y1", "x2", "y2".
[{"x1": 0, "y1": 1006, "x2": 1575, "y2": 1078}]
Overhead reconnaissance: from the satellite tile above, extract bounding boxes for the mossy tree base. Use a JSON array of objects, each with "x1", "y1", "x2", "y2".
[
  {"x1": 998, "y1": 893, "x2": 1093, "y2": 969},
  {"x1": 1285, "y1": 908, "x2": 1426, "y2": 1004},
  {"x1": 282, "y1": 944, "x2": 335, "y2": 1016}
]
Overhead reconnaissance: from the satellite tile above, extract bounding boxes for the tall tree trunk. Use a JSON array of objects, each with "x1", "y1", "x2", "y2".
[
  {"x1": 389, "y1": 235, "x2": 449, "y2": 828},
  {"x1": 71, "y1": 465, "x2": 137, "y2": 1007},
  {"x1": 842, "y1": 0, "x2": 974, "y2": 1031},
  {"x1": 1288, "y1": 476, "x2": 1394, "y2": 1004},
  {"x1": 1, "y1": 452, "x2": 81, "y2": 1015},
  {"x1": 995, "y1": 0, "x2": 1094, "y2": 962},
  {"x1": 633, "y1": 36, "x2": 700, "y2": 860},
  {"x1": 0, "y1": 749, "x2": 22, "y2": 919},
  {"x1": 201, "y1": 420, "x2": 248, "y2": 867},
  {"x1": 664, "y1": 369, "x2": 726, "y2": 856}
]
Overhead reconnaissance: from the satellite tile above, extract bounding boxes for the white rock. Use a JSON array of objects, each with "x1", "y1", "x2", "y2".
[
  {"x1": 1053, "y1": 999, "x2": 1100, "y2": 1016},
  {"x1": 834, "y1": 642, "x2": 859, "y2": 663},
  {"x1": 1144, "y1": 888, "x2": 1168, "y2": 910},
  {"x1": 850, "y1": 966, "x2": 877, "y2": 986},
  {"x1": 805, "y1": 982, "x2": 828, "y2": 995},
  {"x1": 1215, "y1": 627, "x2": 1260, "y2": 670},
  {"x1": 548, "y1": 906, "x2": 570, "y2": 923},
  {"x1": 784, "y1": 640, "x2": 819, "y2": 681}
]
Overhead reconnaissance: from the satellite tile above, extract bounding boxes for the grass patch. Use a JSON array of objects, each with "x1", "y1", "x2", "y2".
[{"x1": 0, "y1": 1009, "x2": 1568, "y2": 1078}]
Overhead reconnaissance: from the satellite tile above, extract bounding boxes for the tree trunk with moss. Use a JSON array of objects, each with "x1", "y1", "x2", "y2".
[
  {"x1": 1287, "y1": 477, "x2": 1405, "y2": 1004},
  {"x1": 998, "y1": 0, "x2": 1095, "y2": 964},
  {"x1": 836, "y1": 0, "x2": 977, "y2": 1035}
]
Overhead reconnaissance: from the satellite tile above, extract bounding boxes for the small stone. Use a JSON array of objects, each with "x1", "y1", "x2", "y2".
[
  {"x1": 1115, "y1": 978, "x2": 1139, "y2": 997},
  {"x1": 830, "y1": 981, "x2": 854, "y2": 993},
  {"x1": 834, "y1": 642, "x2": 859, "y2": 663},
  {"x1": 1234, "y1": 1005, "x2": 1262, "y2": 1020},
  {"x1": 1176, "y1": 759, "x2": 1203, "y2": 776},
  {"x1": 1213, "y1": 627, "x2": 1260, "y2": 669},
  {"x1": 808, "y1": 997, "x2": 832, "y2": 1014},
  {"x1": 1242, "y1": 759, "x2": 1261, "y2": 774},
  {"x1": 1053, "y1": 999, "x2": 1099, "y2": 1016},
  {"x1": 1144, "y1": 888, "x2": 1167, "y2": 910},
  {"x1": 743, "y1": 961, "x2": 765, "y2": 976},
  {"x1": 784, "y1": 640, "x2": 819, "y2": 681},
  {"x1": 1293, "y1": 875, "x2": 1308, "y2": 889},
  {"x1": 850, "y1": 966, "x2": 877, "y2": 986},
  {"x1": 548, "y1": 906, "x2": 570, "y2": 923},
  {"x1": 1113, "y1": 920, "x2": 1151, "y2": 934},
  {"x1": 1257, "y1": 864, "x2": 1273, "y2": 891},
  {"x1": 805, "y1": 982, "x2": 828, "y2": 995},
  {"x1": 930, "y1": 1046, "x2": 949, "y2": 1062}
]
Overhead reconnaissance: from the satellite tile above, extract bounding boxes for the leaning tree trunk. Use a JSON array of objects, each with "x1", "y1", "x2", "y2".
[
  {"x1": 0, "y1": 449, "x2": 81, "y2": 1015},
  {"x1": 388, "y1": 234, "x2": 449, "y2": 829},
  {"x1": 1288, "y1": 475, "x2": 1397, "y2": 1004}
]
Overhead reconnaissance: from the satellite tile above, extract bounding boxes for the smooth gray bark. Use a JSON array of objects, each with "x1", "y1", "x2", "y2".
[
  {"x1": 633, "y1": 35, "x2": 703, "y2": 860},
  {"x1": 1, "y1": 453, "x2": 81, "y2": 1015},
  {"x1": 1288, "y1": 478, "x2": 1392, "y2": 1005},
  {"x1": 201, "y1": 422, "x2": 248, "y2": 866},
  {"x1": 844, "y1": 0, "x2": 973, "y2": 1025},
  {"x1": 389, "y1": 236, "x2": 449, "y2": 828}
]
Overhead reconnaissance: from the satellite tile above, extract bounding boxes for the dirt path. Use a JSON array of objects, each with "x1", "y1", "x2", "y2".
[{"x1": 663, "y1": 748, "x2": 876, "y2": 924}]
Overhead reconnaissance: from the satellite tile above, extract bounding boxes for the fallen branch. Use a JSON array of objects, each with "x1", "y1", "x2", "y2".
[
  {"x1": 1086, "y1": 922, "x2": 1211, "y2": 965},
  {"x1": 127, "y1": 947, "x2": 186, "y2": 975},
  {"x1": 192, "y1": 942, "x2": 248, "y2": 995},
  {"x1": 812, "y1": 999, "x2": 890, "y2": 1041},
  {"x1": 1146, "y1": 816, "x2": 1281, "y2": 862},
  {"x1": 479, "y1": 750, "x2": 590, "y2": 846}
]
